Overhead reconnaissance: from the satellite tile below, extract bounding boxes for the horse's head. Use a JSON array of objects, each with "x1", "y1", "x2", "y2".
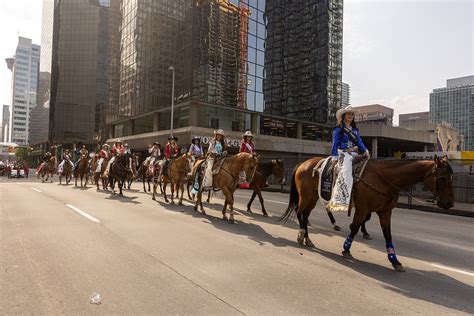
[
  {"x1": 243, "y1": 153, "x2": 259, "y2": 183},
  {"x1": 423, "y1": 155, "x2": 454, "y2": 210},
  {"x1": 271, "y1": 158, "x2": 286, "y2": 184}
]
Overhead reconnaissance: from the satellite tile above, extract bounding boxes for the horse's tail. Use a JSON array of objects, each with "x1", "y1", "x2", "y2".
[{"x1": 279, "y1": 163, "x2": 300, "y2": 223}]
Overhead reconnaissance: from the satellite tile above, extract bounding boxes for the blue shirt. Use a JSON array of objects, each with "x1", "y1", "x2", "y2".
[
  {"x1": 331, "y1": 126, "x2": 367, "y2": 159},
  {"x1": 215, "y1": 142, "x2": 223, "y2": 155}
]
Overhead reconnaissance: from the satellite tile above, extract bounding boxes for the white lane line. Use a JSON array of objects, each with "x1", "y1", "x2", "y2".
[
  {"x1": 30, "y1": 187, "x2": 42, "y2": 193},
  {"x1": 429, "y1": 263, "x2": 474, "y2": 277},
  {"x1": 66, "y1": 204, "x2": 100, "y2": 224},
  {"x1": 234, "y1": 194, "x2": 288, "y2": 205}
]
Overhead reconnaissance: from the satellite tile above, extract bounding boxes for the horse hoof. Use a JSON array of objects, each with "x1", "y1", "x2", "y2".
[
  {"x1": 152, "y1": 196, "x2": 156, "y2": 201},
  {"x1": 263, "y1": 212, "x2": 269, "y2": 217},
  {"x1": 222, "y1": 215, "x2": 228, "y2": 221},
  {"x1": 170, "y1": 201, "x2": 175, "y2": 205},
  {"x1": 178, "y1": 201, "x2": 183, "y2": 206},
  {"x1": 229, "y1": 218, "x2": 235, "y2": 224},
  {"x1": 305, "y1": 238, "x2": 315, "y2": 248},
  {"x1": 297, "y1": 229, "x2": 305, "y2": 245},
  {"x1": 363, "y1": 234, "x2": 372, "y2": 240},
  {"x1": 342, "y1": 251, "x2": 354, "y2": 260},
  {"x1": 393, "y1": 264, "x2": 406, "y2": 272},
  {"x1": 333, "y1": 225, "x2": 341, "y2": 231},
  {"x1": 246, "y1": 208, "x2": 253, "y2": 213}
]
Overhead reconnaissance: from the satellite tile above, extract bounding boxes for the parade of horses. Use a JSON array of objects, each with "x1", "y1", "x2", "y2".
[{"x1": 29, "y1": 107, "x2": 455, "y2": 273}]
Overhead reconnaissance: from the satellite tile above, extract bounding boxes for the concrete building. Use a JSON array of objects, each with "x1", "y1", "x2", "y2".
[
  {"x1": 105, "y1": 0, "x2": 343, "y2": 160},
  {"x1": 399, "y1": 111, "x2": 463, "y2": 151},
  {"x1": 342, "y1": 82, "x2": 350, "y2": 108},
  {"x1": 5, "y1": 37, "x2": 40, "y2": 146},
  {"x1": 2, "y1": 105, "x2": 10, "y2": 142},
  {"x1": 430, "y1": 75, "x2": 474, "y2": 150},
  {"x1": 353, "y1": 104, "x2": 394, "y2": 125}
]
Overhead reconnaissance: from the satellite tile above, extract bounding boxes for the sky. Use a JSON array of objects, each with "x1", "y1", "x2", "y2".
[{"x1": 0, "y1": 0, "x2": 472, "y2": 126}]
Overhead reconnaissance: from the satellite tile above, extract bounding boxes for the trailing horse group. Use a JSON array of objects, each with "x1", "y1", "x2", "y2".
[{"x1": 38, "y1": 151, "x2": 454, "y2": 272}]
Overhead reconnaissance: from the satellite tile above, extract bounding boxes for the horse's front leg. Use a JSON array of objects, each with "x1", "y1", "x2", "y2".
[
  {"x1": 377, "y1": 209, "x2": 404, "y2": 272},
  {"x1": 342, "y1": 208, "x2": 368, "y2": 259},
  {"x1": 247, "y1": 191, "x2": 257, "y2": 213},
  {"x1": 163, "y1": 180, "x2": 169, "y2": 203},
  {"x1": 170, "y1": 181, "x2": 175, "y2": 205},
  {"x1": 361, "y1": 213, "x2": 372, "y2": 240},
  {"x1": 221, "y1": 187, "x2": 234, "y2": 223},
  {"x1": 326, "y1": 209, "x2": 341, "y2": 231},
  {"x1": 178, "y1": 182, "x2": 184, "y2": 206},
  {"x1": 256, "y1": 190, "x2": 268, "y2": 217}
]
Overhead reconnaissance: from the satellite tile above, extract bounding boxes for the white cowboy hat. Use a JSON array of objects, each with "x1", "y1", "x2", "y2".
[
  {"x1": 243, "y1": 131, "x2": 253, "y2": 138},
  {"x1": 214, "y1": 129, "x2": 225, "y2": 136},
  {"x1": 336, "y1": 106, "x2": 359, "y2": 122}
]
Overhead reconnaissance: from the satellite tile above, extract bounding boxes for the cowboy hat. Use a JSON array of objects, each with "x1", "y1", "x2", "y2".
[
  {"x1": 153, "y1": 141, "x2": 159, "y2": 146},
  {"x1": 192, "y1": 136, "x2": 201, "y2": 142},
  {"x1": 124, "y1": 143, "x2": 129, "y2": 147},
  {"x1": 214, "y1": 129, "x2": 225, "y2": 136},
  {"x1": 243, "y1": 130, "x2": 253, "y2": 138},
  {"x1": 115, "y1": 139, "x2": 122, "y2": 143},
  {"x1": 102, "y1": 144, "x2": 109, "y2": 148},
  {"x1": 168, "y1": 136, "x2": 178, "y2": 141},
  {"x1": 336, "y1": 106, "x2": 359, "y2": 122}
]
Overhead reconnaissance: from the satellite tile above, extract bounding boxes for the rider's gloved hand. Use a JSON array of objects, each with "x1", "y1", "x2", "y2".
[{"x1": 364, "y1": 150, "x2": 370, "y2": 159}]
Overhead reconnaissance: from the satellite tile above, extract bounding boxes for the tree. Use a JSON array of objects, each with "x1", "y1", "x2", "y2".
[{"x1": 15, "y1": 147, "x2": 29, "y2": 161}]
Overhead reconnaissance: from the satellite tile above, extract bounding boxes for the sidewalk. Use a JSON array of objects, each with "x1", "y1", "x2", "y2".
[{"x1": 261, "y1": 185, "x2": 474, "y2": 218}]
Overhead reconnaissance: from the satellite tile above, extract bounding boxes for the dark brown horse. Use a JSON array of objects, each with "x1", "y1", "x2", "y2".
[
  {"x1": 193, "y1": 153, "x2": 258, "y2": 223},
  {"x1": 108, "y1": 153, "x2": 132, "y2": 196},
  {"x1": 93, "y1": 156, "x2": 109, "y2": 191},
  {"x1": 281, "y1": 156, "x2": 454, "y2": 272},
  {"x1": 125, "y1": 155, "x2": 138, "y2": 189},
  {"x1": 41, "y1": 156, "x2": 57, "y2": 183},
  {"x1": 153, "y1": 153, "x2": 192, "y2": 204},
  {"x1": 58, "y1": 160, "x2": 73, "y2": 185},
  {"x1": 137, "y1": 158, "x2": 156, "y2": 193},
  {"x1": 74, "y1": 155, "x2": 89, "y2": 187},
  {"x1": 246, "y1": 159, "x2": 286, "y2": 216}
]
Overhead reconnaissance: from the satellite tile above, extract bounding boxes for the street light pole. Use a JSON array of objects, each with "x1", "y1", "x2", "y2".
[{"x1": 168, "y1": 66, "x2": 175, "y2": 137}]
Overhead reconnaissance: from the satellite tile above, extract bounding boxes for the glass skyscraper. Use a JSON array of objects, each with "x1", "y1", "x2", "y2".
[
  {"x1": 42, "y1": 0, "x2": 110, "y2": 147},
  {"x1": 430, "y1": 76, "x2": 474, "y2": 151},
  {"x1": 106, "y1": 0, "x2": 343, "y2": 148},
  {"x1": 5, "y1": 37, "x2": 40, "y2": 146}
]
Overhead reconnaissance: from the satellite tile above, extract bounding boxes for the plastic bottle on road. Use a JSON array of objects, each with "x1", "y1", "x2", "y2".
[{"x1": 89, "y1": 292, "x2": 102, "y2": 305}]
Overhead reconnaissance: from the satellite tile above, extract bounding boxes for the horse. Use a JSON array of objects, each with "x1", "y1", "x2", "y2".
[
  {"x1": 74, "y1": 155, "x2": 89, "y2": 187},
  {"x1": 41, "y1": 156, "x2": 57, "y2": 183},
  {"x1": 246, "y1": 159, "x2": 286, "y2": 216},
  {"x1": 280, "y1": 155, "x2": 454, "y2": 272},
  {"x1": 193, "y1": 153, "x2": 258, "y2": 223},
  {"x1": 93, "y1": 156, "x2": 109, "y2": 191},
  {"x1": 108, "y1": 153, "x2": 132, "y2": 196},
  {"x1": 58, "y1": 160, "x2": 73, "y2": 185},
  {"x1": 125, "y1": 155, "x2": 139, "y2": 189},
  {"x1": 153, "y1": 153, "x2": 192, "y2": 204},
  {"x1": 138, "y1": 158, "x2": 158, "y2": 193}
]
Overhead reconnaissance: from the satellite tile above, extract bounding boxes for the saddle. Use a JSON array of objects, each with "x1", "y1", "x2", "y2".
[
  {"x1": 315, "y1": 155, "x2": 370, "y2": 204},
  {"x1": 212, "y1": 156, "x2": 227, "y2": 175}
]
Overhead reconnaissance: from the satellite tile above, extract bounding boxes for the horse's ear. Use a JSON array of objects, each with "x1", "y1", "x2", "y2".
[{"x1": 442, "y1": 155, "x2": 448, "y2": 162}]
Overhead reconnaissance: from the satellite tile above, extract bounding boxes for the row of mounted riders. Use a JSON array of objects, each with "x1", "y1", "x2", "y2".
[{"x1": 36, "y1": 148, "x2": 455, "y2": 272}]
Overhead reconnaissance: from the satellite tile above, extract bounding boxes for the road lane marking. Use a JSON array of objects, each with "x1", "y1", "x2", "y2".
[
  {"x1": 234, "y1": 194, "x2": 288, "y2": 205},
  {"x1": 30, "y1": 187, "x2": 42, "y2": 193},
  {"x1": 66, "y1": 204, "x2": 100, "y2": 224},
  {"x1": 429, "y1": 263, "x2": 474, "y2": 277}
]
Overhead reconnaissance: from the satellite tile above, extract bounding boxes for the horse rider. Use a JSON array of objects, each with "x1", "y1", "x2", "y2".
[
  {"x1": 239, "y1": 130, "x2": 256, "y2": 187},
  {"x1": 58, "y1": 149, "x2": 74, "y2": 174},
  {"x1": 95, "y1": 144, "x2": 110, "y2": 173},
  {"x1": 146, "y1": 142, "x2": 161, "y2": 175},
  {"x1": 37, "y1": 151, "x2": 52, "y2": 174},
  {"x1": 327, "y1": 106, "x2": 370, "y2": 212},
  {"x1": 188, "y1": 136, "x2": 204, "y2": 158},
  {"x1": 73, "y1": 145, "x2": 89, "y2": 171},
  {"x1": 201, "y1": 129, "x2": 226, "y2": 190},
  {"x1": 124, "y1": 143, "x2": 132, "y2": 155},
  {"x1": 103, "y1": 140, "x2": 125, "y2": 177},
  {"x1": 162, "y1": 136, "x2": 179, "y2": 176}
]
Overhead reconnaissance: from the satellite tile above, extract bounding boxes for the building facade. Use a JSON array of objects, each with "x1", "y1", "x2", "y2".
[
  {"x1": 353, "y1": 104, "x2": 394, "y2": 125},
  {"x1": 44, "y1": 0, "x2": 110, "y2": 148},
  {"x1": 341, "y1": 82, "x2": 350, "y2": 108},
  {"x1": 430, "y1": 75, "x2": 474, "y2": 150},
  {"x1": 2, "y1": 105, "x2": 10, "y2": 142},
  {"x1": 105, "y1": 0, "x2": 343, "y2": 155},
  {"x1": 5, "y1": 37, "x2": 40, "y2": 146}
]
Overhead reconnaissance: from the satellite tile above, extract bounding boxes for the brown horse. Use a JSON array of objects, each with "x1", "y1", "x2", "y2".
[
  {"x1": 246, "y1": 159, "x2": 286, "y2": 216},
  {"x1": 153, "y1": 153, "x2": 192, "y2": 204},
  {"x1": 281, "y1": 156, "x2": 454, "y2": 272},
  {"x1": 58, "y1": 160, "x2": 73, "y2": 185},
  {"x1": 74, "y1": 155, "x2": 89, "y2": 187},
  {"x1": 125, "y1": 155, "x2": 139, "y2": 189},
  {"x1": 193, "y1": 153, "x2": 258, "y2": 223},
  {"x1": 41, "y1": 156, "x2": 57, "y2": 183},
  {"x1": 93, "y1": 156, "x2": 109, "y2": 191},
  {"x1": 138, "y1": 158, "x2": 156, "y2": 193},
  {"x1": 108, "y1": 153, "x2": 132, "y2": 196}
]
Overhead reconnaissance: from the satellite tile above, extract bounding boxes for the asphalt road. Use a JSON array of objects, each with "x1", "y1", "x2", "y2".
[{"x1": 1, "y1": 177, "x2": 473, "y2": 315}]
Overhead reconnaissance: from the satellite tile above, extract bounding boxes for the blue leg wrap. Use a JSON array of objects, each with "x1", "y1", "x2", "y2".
[
  {"x1": 343, "y1": 235, "x2": 353, "y2": 252},
  {"x1": 386, "y1": 243, "x2": 398, "y2": 264}
]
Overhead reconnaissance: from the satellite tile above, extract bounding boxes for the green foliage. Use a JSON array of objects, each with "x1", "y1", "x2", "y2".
[{"x1": 15, "y1": 147, "x2": 29, "y2": 161}]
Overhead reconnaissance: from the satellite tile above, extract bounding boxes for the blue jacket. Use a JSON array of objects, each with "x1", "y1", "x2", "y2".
[{"x1": 331, "y1": 126, "x2": 368, "y2": 160}]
